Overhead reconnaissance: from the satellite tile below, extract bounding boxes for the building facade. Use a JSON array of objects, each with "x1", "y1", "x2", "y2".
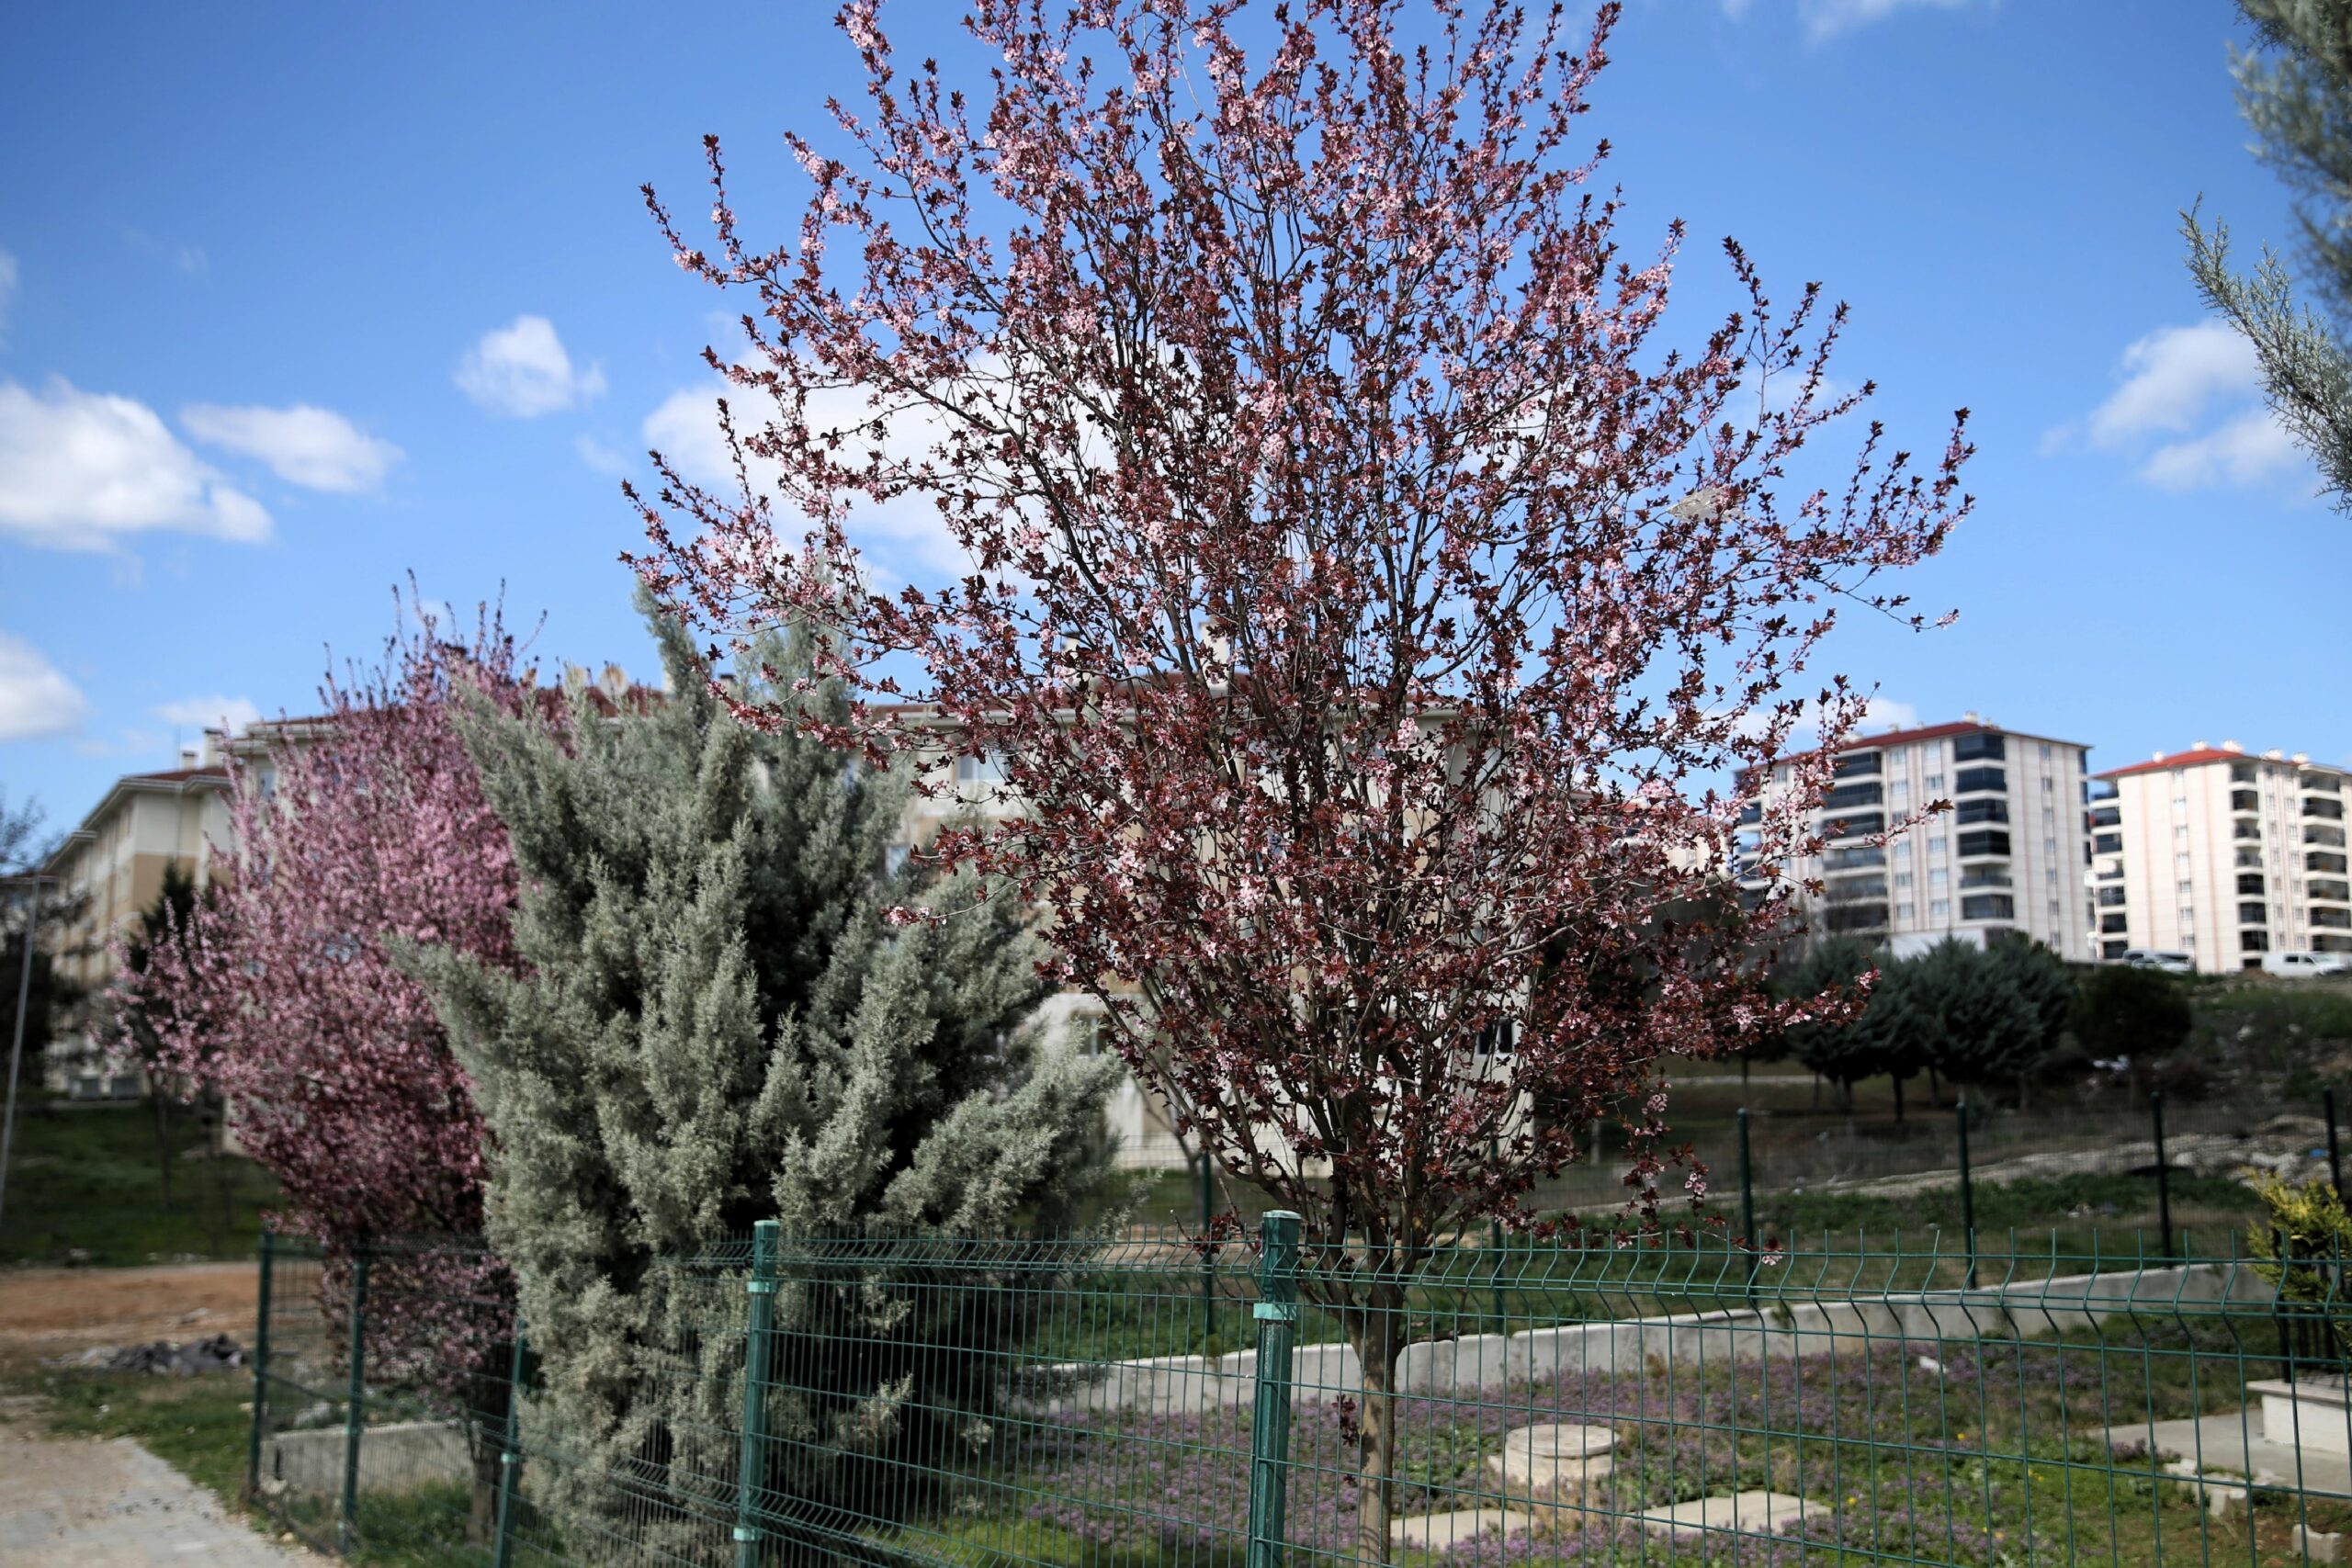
[
  {"x1": 38, "y1": 749, "x2": 233, "y2": 1097},
  {"x1": 2091, "y1": 741, "x2": 2352, "y2": 971},
  {"x1": 1740, "y1": 716, "x2": 2096, "y2": 962}
]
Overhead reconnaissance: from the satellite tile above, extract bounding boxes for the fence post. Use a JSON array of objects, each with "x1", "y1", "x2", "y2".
[
  {"x1": 337, "y1": 1247, "x2": 370, "y2": 1555},
  {"x1": 492, "y1": 1315, "x2": 528, "y2": 1568},
  {"x1": 1952, "y1": 1099, "x2": 1977, "y2": 1290},
  {"x1": 1248, "y1": 1211, "x2": 1301, "y2": 1568},
  {"x1": 2151, "y1": 1090, "x2": 2175, "y2": 1262},
  {"x1": 1737, "y1": 1108, "x2": 1758, "y2": 1309},
  {"x1": 244, "y1": 1228, "x2": 274, "y2": 1502},
  {"x1": 733, "y1": 1221, "x2": 780, "y2": 1568},
  {"x1": 2327, "y1": 1087, "x2": 2344, "y2": 1201},
  {"x1": 1487, "y1": 1134, "x2": 1505, "y2": 1333},
  {"x1": 1200, "y1": 1152, "x2": 1217, "y2": 1350}
]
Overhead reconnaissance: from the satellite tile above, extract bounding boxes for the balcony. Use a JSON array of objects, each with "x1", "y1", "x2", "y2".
[
  {"x1": 2238, "y1": 873, "x2": 2267, "y2": 897},
  {"x1": 2097, "y1": 886, "x2": 2127, "y2": 908},
  {"x1": 1823, "y1": 812, "x2": 1884, "y2": 841},
  {"x1": 2307, "y1": 797, "x2": 2346, "y2": 822},
  {"x1": 2087, "y1": 779, "x2": 2119, "y2": 803},
  {"x1": 2313, "y1": 908, "x2": 2352, "y2": 931},
  {"x1": 2240, "y1": 902, "x2": 2269, "y2": 925},
  {"x1": 2088, "y1": 806, "x2": 2121, "y2": 829},
  {"x1": 1825, "y1": 874, "x2": 1889, "y2": 902},
  {"x1": 1824, "y1": 845, "x2": 1885, "y2": 871},
  {"x1": 1954, "y1": 732, "x2": 2006, "y2": 763},
  {"x1": 2232, "y1": 788, "x2": 2260, "y2": 814},
  {"x1": 1822, "y1": 901, "x2": 1891, "y2": 934},
  {"x1": 1957, "y1": 829, "x2": 2011, "y2": 858},
  {"x1": 1833, "y1": 750, "x2": 1882, "y2": 779},
  {"x1": 2310, "y1": 852, "x2": 2349, "y2": 875},
  {"x1": 1961, "y1": 893, "x2": 2016, "y2": 921},
  {"x1": 2099, "y1": 912, "x2": 2127, "y2": 934},
  {"x1": 2310, "y1": 879, "x2": 2352, "y2": 904},
  {"x1": 2308, "y1": 825, "x2": 2348, "y2": 848},
  {"x1": 1960, "y1": 867, "x2": 2013, "y2": 889},
  {"x1": 1954, "y1": 765, "x2": 2007, "y2": 795},
  {"x1": 2235, "y1": 820, "x2": 2263, "y2": 841},
  {"x1": 2303, "y1": 773, "x2": 2344, "y2": 795}
]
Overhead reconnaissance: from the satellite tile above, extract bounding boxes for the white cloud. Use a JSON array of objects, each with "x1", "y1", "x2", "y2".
[
  {"x1": 0, "y1": 634, "x2": 89, "y2": 741},
  {"x1": 182, "y1": 402, "x2": 402, "y2": 492},
  {"x1": 0, "y1": 378, "x2": 270, "y2": 551},
  {"x1": 643, "y1": 380, "x2": 967, "y2": 573},
  {"x1": 0, "y1": 248, "x2": 17, "y2": 343},
  {"x1": 574, "y1": 434, "x2": 631, "y2": 477},
  {"x1": 1799, "y1": 0, "x2": 1974, "y2": 41},
  {"x1": 153, "y1": 694, "x2": 262, "y2": 735},
  {"x1": 2050, "y1": 322, "x2": 2314, "y2": 496},
  {"x1": 455, "y1": 315, "x2": 605, "y2": 417},
  {"x1": 2082, "y1": 322, "x2": 2262, "y2": 447},
  {"x1": 2140, "y1": 408, "x2": 2304, "y2": 490}
]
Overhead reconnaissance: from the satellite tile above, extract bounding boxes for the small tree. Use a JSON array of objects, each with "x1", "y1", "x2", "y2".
[
  {"x1": 628, "y1": 4, "x2": 1969, "y2": 1550},
  {"x1": 2071, "y1": 964, "x2": 2194, "y2": 1069},
  {"x1": 114, "y1": 593, "x2": 530, "y2": 1540},
  {"x1": 2, "y1": 790, "x2": 80, "y2": 1106},
  {"x1": 1912, "y1": 939, "x2": 2043, "y2": 1105},
  {"x1": 401, "y1": 598, "x2": 1121, "y2": 1564},
  {"x1": 112, "y1": 864, "x2": 217, "y2": 1216},
  {"x1": 2184, "y1": 0, "x2": 2352, "y2": 512}
]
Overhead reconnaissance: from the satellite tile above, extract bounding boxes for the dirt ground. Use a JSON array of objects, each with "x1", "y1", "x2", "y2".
[{"x1": 0, "y1": 1261, "x2": 257, "y2": 1376}]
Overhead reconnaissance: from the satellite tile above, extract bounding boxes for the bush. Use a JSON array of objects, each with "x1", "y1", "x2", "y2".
[{"x1": 2069, "y1": 965, "x2": 2192, "y2": 1066}]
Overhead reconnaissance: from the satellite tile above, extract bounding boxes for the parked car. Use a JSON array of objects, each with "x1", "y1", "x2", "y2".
[
  {"x1": 2119, "y1": 949, "x2": 2195, "y2": 975},
  {"x1": 2258, "y1": 949, "x2": 2352, "y2": 978}
]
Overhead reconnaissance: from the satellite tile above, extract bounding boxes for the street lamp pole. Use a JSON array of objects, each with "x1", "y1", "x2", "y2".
[{"x1": 0, "y1": 872, "x2": 55, "y2": 1235}]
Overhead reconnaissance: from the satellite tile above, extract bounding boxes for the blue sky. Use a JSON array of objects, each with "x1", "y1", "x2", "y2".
[{"x1": 2, "y1": 0, "x2": 2343, "y2": 840}]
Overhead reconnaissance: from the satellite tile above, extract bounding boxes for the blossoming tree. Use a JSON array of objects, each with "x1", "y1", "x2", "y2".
[
  {"x1": 628, "y1": 1, "x2": 1969, "y2": 1551},
  {"x1": 115, "y1": 595, "x2": 530, "y2": 1539}
]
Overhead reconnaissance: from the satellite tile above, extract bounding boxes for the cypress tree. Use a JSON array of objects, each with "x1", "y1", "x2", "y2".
[{"x1": 402, "y1": 596, "x2": 1121, "y2": 1562}]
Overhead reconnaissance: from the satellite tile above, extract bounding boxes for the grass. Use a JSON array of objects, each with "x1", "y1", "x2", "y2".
[{"x1": 0, "y1": 1103, "x2": 280, "y2": 1266}]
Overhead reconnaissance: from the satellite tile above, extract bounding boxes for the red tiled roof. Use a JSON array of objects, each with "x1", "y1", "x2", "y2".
[{"x1": 2096, "y1": 748, "x2": 2246, "y2": 781}]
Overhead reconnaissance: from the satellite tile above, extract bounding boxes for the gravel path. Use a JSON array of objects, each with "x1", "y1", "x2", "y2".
[{"x1": 0, "y1": 1419, "x2": 323, "y2": 1565}]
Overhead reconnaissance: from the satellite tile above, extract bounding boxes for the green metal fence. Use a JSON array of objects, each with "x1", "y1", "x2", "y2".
[{"x1": 246, "y1": 1219, "x2": 2349, "y2": 1566}]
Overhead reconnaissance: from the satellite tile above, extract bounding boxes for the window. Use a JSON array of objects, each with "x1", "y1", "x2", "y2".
[
  {"x1": 2102, "y1": 939, "x2": 2129, "y2": 960},
  {"x1": 1928, "y1": 836, "x2": 1948, "y2": 855},
  {"x1": 1929, "y1": 867, "x2": 1948, "y2": 886},
  {"x1": 2231, "y1": 788, "x2": 2260, "y2": 813},
  {"x1": 1925, "y1": 773, "x2": 1945, "y2": 795},
  {"x1": 2099, "y1": 913, "x2": 2128, "y2": 933},
  {"x1": 1822, "y1": 780, "x2": 1884, "y2": 811},
  {"x1": 2093, "y1": 832, "x2": 2121, "y2": 854},
  {"x1": 2098, "y1": 886, "x2": 2127, "y2": 908},
  {"x1": 1929, "y1": 898, "x2": 1951, "y2": 919},
  {"x1": 2177, "y1": 906, "x2": 2195, "y2": 927},
  {"x1": 1957, "y1": 829, "x2": 2011, "y2": 858},
  {"x1": 1834, "y1": 751, "x2": 1882, "y2": 777},
  {"x1": 2044, "y1": 835, "x2": 2058, "y2": 856},
  {"x1": 956, "y1": 751, "x2": 1008, "y2": 785},
  {"x1": 2041, "y1": 775, "x2": 2055, "y2": 792},
  {"x1": 1825, "y1": 812, "x2": 1884, "y2": 840},
  {"x1": 1955, "y1": 797, "x2": 2008, "y2": 825},
  {"x1": 1891, "y1": 778, "x2": 1910, "y2": 804},
  {"x1": 2230, "y1": 761, "x2": 2258, "y2": 784},
  {"x1": 1894, "y1": 872, "x2": 1914, "y2": 890},
  {"x1": 2049, "y1": 898, "x2": 2062, "y2": 920},
  {"x1": 2242, "y1": 929, "x2": 2270, "y2": 953},
  {"x1": 2046, "y1": 867, "x2": 2061, "y2": 887},
  {"x1": 2175, "y1": 824, "x2": 2191, "y2": 843},
  {"x1": 1954, "y1": 765, "x2": 2007, "y2": 795},
  {"x1": 1961, "y1": 893, "x2": 2015, "y2": 920},
  {"x1": 884, "y1": 844, "x2": 911, "y2": 877},
  {"x1": 1893, "y1": 840, "x2": 1912, "y2": 860},
  {"x1": 2172, "y1": 797, "x2": 2190, "y2": 818},
  {"x1": 2309, "y1": 879, "x2": 2351, "y2": 902},
  {"x1": 2089, "y1": 806, "x2": 2121, "y2": 829},
  {"x1": 2237, "y1": 873, "x2": 2266, "y2": 896},
  {"x1": 2177, "y1": 879, "x2": 2194, "y2": 896},
  {"x1": 2040, "y1": 742, "x2": 2053, "y2": 762},
  {"x1": 1954, "y1": 732, "x2": 2006, "y2": 762},
  {"x1": 2312, "y1": 852, "x2": 2350, "y2": 875},
  {"x1": 2239, "y1": 901, "x2": 2268, "y2": 924}
]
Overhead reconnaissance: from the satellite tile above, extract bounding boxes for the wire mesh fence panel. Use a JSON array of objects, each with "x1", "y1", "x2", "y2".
[{"x1": 247, "y1": 1224, "x2": 2351, "y2": 1566}]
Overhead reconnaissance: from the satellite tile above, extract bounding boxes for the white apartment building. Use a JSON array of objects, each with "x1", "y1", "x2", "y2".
[
  {"x1": 1739, "y1": 716, "x2": 2096, "y2": 962},
  {"x1": 2091, "y1": 740, "x2": 2352, "y2": 971}
]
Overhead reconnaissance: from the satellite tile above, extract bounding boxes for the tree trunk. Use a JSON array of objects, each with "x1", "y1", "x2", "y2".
[
  {"x1": 1927, "y1": 1065, "x2": 1942, "y2": 1108},
  {"x1": 467, "y1": 1371, "x2": 514, "y2": 1545},
  {"x1": 1892, "y1": 1073, "x2": 1906, "y2": 1127},
  {"x1": 1345, "y1": 1285, "x2": 1408, "y2": 1564}
]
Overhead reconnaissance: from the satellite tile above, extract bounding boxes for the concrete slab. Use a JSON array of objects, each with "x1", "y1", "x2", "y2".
[
  {"x1": 1637, "y1": 1490, "x2": 1815, "y2": 1540},
  {"x1": 266, "y1": 1419, "x2": 470, "y2": 1497},
  {"x1": 1487, "y1": 1423, "x2": 1616, "y2": 1496},
  {"x1": 1391, "y1": 1506, "x2": 1532, "y2": 1551},
  {"x1": 2104, "y1": 1413, "x2": 2352, "y2": 1500},
  {"x1": 2249, "y1": 1379, "x2": 2352, "y2": 1459}
]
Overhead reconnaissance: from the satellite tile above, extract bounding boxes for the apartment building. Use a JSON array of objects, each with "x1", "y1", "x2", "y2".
[
  {"x1": 37, "y1": 746, "x2": 234, "y2": 1097},
  {"x1": 1739, "y1": 716, "x2": 2096, "y2": 962},
  {"x1": 2091, "y1": 740, "x2": 2352, "y2": 971}
]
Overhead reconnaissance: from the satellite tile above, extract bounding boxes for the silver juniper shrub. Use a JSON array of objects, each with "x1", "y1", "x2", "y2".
[{"x1": 401, "y1": 595, "x2": 1122, "y2": 1564}]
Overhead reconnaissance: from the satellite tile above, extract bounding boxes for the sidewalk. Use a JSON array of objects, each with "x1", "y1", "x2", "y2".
[{"x1": 0, "y1": 1415, "x2": 322, "y2": 1567}]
